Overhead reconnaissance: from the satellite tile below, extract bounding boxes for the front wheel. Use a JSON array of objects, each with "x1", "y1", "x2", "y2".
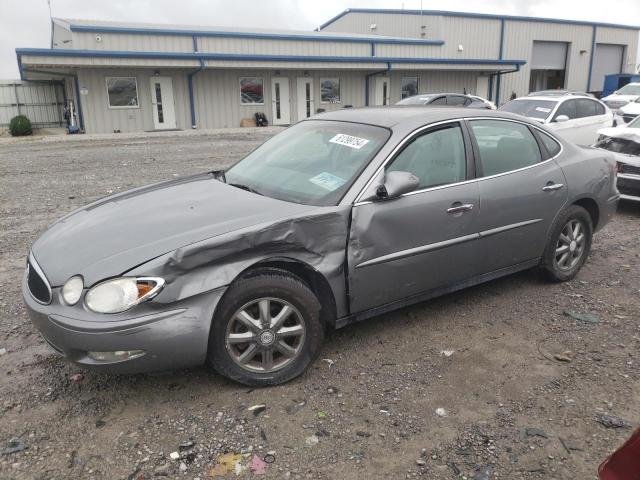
[
  {"x1": 541, "y1": 205, "x2": 593, "y2": 282},
  {"x1": 207, "y1": 270, "x2": 324, "y2": 386}
]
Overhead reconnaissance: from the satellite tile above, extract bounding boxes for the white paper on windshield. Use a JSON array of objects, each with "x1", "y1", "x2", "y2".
[
  {"x1": 329, "y1": 133, "x2": 370, "y2": 150},
  {"x1": 309, "y1": 172, "x2": 347, "y2": 191},
  {"x1": 535, "y1": 107, "x2": 552, "y2": 113}
]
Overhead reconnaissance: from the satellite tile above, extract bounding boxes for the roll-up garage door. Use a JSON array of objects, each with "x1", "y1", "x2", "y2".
[
  {"x1": 531, "y1": 41, "x2": 568, "y2": 70},
  {"x1": 590, "y1": 44, "x2": 624, "y2": 92}
]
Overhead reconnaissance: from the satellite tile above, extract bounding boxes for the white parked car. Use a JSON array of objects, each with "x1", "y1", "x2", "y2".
[
  {"x1": 595, "y1": 116, "x2": 640, "y2": 202},
  {"x1": 499, "y1": 91, "x2": 613, "y2": 145},
  {"x1": 619, "y1": 98, "x2": 640, "y2": 125},
  {"x1": 601, "y1": 82, "x2": 640, "y2": 114}
]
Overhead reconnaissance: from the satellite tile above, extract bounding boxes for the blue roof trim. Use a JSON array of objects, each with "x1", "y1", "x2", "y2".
[
  {"x1": 68, "y1": 24, "x2": 445, "y2": 46},
  {"x1": 319, "y1": 8, "x2": 640, "y2": 31},
  {"x1": 16, "y1": 48, "x2": 526, "y2": 66}
]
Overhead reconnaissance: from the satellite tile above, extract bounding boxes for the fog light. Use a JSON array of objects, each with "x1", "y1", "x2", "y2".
[{"x1": 87, "y1": 350, "x2": 145, "y2": 362}]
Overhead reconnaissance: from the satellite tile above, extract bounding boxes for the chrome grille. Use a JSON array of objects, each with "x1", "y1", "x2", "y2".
[
  {"x1": 27, "y1": 255, "x2": 51, "y2": 304},
  {"x1": 620, "y1": 163, "x2": 640, "y2": 176}
]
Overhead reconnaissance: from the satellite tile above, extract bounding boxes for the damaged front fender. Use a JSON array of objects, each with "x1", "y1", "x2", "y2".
[{"x1": 126, "y1": 206, "x2": 352, "y2": 319}]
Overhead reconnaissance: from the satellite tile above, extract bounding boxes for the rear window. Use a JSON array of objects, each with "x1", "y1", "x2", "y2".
[{"x1": 499, "y1": 99, "x2": 557, "y2": 120}]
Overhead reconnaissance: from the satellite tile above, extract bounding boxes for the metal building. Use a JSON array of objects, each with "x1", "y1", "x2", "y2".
[{"x1": 14, "y1": 9, "x2": 639, "y2": 134}]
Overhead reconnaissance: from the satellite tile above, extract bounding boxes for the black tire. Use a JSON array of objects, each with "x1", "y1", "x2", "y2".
[
  {"x1": 207, "y1": 269, "x2": 323, "y2": 386},
  {"x1": 541, "y1": 205, "x2": 593, "y2": 282}
]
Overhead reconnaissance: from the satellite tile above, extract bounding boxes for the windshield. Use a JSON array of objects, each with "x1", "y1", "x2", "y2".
[
  {"x1": 499, "y1": 99, "x2": 557, "y2": 120},
  {"x1": 225, "y1": 120, "x2": 390, "y2": 206},
  {"x1": 595, "y1": 137, "x2": 640, "y2": 156},
  {"x1": 397, "y1": 95, "x2": 434, "y2": 105},
  {"x1": 616, "y1": 84, "x2": 640, "y2": 95}
]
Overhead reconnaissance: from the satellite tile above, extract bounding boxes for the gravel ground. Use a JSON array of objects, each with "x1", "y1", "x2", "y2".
[{"x1": 0, "y1": 129, "x2": 639, "y2": 480}]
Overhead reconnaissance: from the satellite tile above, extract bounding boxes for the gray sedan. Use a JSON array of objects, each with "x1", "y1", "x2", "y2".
[{"x1": 23, "y1": 108, "x2": 619, "y2": 386}]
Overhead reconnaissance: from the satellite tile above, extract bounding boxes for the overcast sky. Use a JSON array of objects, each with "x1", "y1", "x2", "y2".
[{"x1": 1, "y1": 0, "x2": 639, "y2": 78}]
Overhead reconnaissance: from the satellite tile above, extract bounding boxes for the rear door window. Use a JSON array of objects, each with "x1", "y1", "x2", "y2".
[
  {"x1": 554, "y1": 99, "x2": 578, "y2": 120},
  {"x1": 470, "y1": 120, "x2": 542, "y2": 177},
  {"x1": 576, "y1": 99, "x2": 598, "y2": 118},
  {"x1": 447, "y1": 95, "x2": 467, "y2": 106}
]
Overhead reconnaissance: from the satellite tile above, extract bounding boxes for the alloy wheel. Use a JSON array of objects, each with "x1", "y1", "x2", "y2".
[
  {"x1": 554, "y1": 219, "x2": 586, "y2": 271},
  {"x1": 225, "y1": 297, "x2": 306, "y2": 373}
]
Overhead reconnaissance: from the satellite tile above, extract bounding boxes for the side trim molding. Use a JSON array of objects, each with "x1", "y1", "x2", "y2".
[{"x1": 355, "y1": 218, "x2": 543, "y2": 269}]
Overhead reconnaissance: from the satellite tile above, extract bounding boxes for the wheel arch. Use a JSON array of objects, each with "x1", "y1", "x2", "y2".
[
  {"x1": 571, "y1": 196, "x2": 600, "y2": 230},
  {"x1": 228, "y1": 257, "x2": 338, "y2": 331}
]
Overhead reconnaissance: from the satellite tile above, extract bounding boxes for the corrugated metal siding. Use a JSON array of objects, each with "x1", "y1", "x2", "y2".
[
  {"x1": 500, "y1": 20, "x2": 593, "y2": 104},
  {"x1": 322, "y1": 12, "x2": 501, "y2": 59},
  {"x1": 52, "y1": 23, "x2": 73, "y2": 49},
  {"x1": 321, "y1": 12, "x2": 441, "y2": 39},
  {"x1": 387, "y1": 70, "x2": 479, "y2": 103},
  {"x1": 198, "y1": 37, "x2": 369, "y2": 56},
  {"x1": 0, "y1": 80, "x2": 65, "y2": 127},
  {"x1": 73, "y1": 32, "x2": 193, "y2": 52},
  {"x1": 77, "y1": 69, "x2": 190, "y2": 133},
  {"x1": 22, "y1": 55, "x2": 200, "y2": 68},
  {"x1": 193, "y1": 69, "x2": 367, "y2": 129}
]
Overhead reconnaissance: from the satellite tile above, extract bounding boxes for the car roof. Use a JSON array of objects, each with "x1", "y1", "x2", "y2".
[
  {"x1": 527, "y1": 90, "x2": 591, "y2": 98},
  {"x1": 311, "y1": 106, "x2": 531, "y2": 129}
]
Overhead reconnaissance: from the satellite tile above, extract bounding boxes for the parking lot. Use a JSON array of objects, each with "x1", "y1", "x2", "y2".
[{"x1": 0, "y1": 129, "x2": 638, "y2": 479}]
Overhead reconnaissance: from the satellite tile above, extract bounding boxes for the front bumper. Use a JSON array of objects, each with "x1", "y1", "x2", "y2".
[
  {"x1": 22, "y1": 274, "x2": 226, "y2": 374},
  {"x1": 618, "y1": 174, "x2": 640, "y2": 202}
]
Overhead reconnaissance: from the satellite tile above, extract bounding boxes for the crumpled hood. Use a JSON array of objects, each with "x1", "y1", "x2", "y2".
[
  {"x1": 31, "y1": 172, "x2": 315, "y2": 286},
  {"x1": 597, "y1": 127, "x2": 640, "y2": 144}
]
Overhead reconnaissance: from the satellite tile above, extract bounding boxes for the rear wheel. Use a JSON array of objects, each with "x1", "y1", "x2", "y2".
[
  {"x1": 207, "y1": 270, "x2": 323, "y2": 386},
  {"x1": 542, "y1": 205, "x2": 593, "y2": 282}
]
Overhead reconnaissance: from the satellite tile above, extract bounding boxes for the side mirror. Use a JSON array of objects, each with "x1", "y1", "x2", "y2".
[
  {"x1": 377, "y1": 171, "x2": 420, "y2": 199},
  {"x1": 554, "y1": 114, "x2": 570, "y2": 123}
]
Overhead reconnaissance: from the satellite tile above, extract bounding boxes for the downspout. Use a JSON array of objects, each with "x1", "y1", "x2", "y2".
[
  {"x1": 495, "y1": 18, "x2": 505, "y2": 107},
  {"x1": 187, "y1": 35, "x2": 205, "y2": 129},
  {"x1": 188, "y1": 59, "x2": 205, "y2": 128},
  {"x1": 586, "y1": 25, "x2": 597, "y2": 92},
  {"x1": 20, "y1": 60, "x2": 85, "y2": 132},
  {"x1": 365, "y1": 62, "x2": 391, "y2": 107},
  {"x1": 493, "y1": 65, "x2": 521, "y2": 103}
]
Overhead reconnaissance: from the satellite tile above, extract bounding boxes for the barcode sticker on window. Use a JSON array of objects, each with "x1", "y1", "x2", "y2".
[
  {"x1": 329, "y1": 134, "x2": 370, "y2": 149},
  {"x1": 535, "y1": 107, "x2": 552, "y2": 113}
]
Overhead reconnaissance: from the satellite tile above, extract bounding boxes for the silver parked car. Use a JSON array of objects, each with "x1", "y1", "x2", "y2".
[{"x1": 23, "y1": 108, "x2": 619, "y2": 386}]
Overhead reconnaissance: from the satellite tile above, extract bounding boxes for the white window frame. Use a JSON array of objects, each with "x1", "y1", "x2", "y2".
[
  {"x1": 105, "y1": 76, "x2": 140, "y2": 109},
  {"x1": 320, "y1": 77, "x2": 341, "y2": 104},
  {"x1": 239, "y1": 77, "x2": 265, "y2": 106},
  {"x1": 401, "y1": 76, "x2": 419, "y2": 99}
]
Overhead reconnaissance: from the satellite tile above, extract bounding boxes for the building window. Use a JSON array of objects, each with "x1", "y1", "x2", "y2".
[
  {"x1": 401, "y1": 77, "x2": 419, "y2": 99},
  {"x1": 320, "y1": 77, "x2": 340, "y2": 103},
  {"x1": 105, "y1": 77, "x2": 139, "y2": 108},
  {"x1": 239, "y1": 77, "x2": 264, "y2": 105}
]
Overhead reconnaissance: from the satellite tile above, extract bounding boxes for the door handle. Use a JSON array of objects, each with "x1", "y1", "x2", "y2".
[
  {"x1": 447, "y1": 203, "x2": 474, "y2": 214},
  {"x1": 542, "y1": 183, "x2": 564, "y2": 192}
]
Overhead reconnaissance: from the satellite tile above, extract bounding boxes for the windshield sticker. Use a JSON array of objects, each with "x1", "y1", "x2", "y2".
[
  {"x1": 329, "y1": 133, "x2": 370, "y2": 150},
  {"x1": 535, "y1": 107, "x2": 552, "y2": 113},
  {"x1": 309, "y1": 172, "x2": 347, "y2": 191}
]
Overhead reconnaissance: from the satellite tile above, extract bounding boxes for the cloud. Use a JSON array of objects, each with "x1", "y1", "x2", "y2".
[{"x1": 1, "y1": 0, "x2": 638, "y2": 78}]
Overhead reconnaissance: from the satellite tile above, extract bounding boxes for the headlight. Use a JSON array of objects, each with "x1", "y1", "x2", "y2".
[
  {"x1": 85, "y1": 277, "x2": 164, "y2": 314},
  {"x1": 61, "y1": 275, "x2": 84, "y2": 305}
]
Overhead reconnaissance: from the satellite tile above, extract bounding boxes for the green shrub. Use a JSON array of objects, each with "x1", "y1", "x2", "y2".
[{"x1": 9, "y1": 115, "x2": 32, "y2": 136}]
